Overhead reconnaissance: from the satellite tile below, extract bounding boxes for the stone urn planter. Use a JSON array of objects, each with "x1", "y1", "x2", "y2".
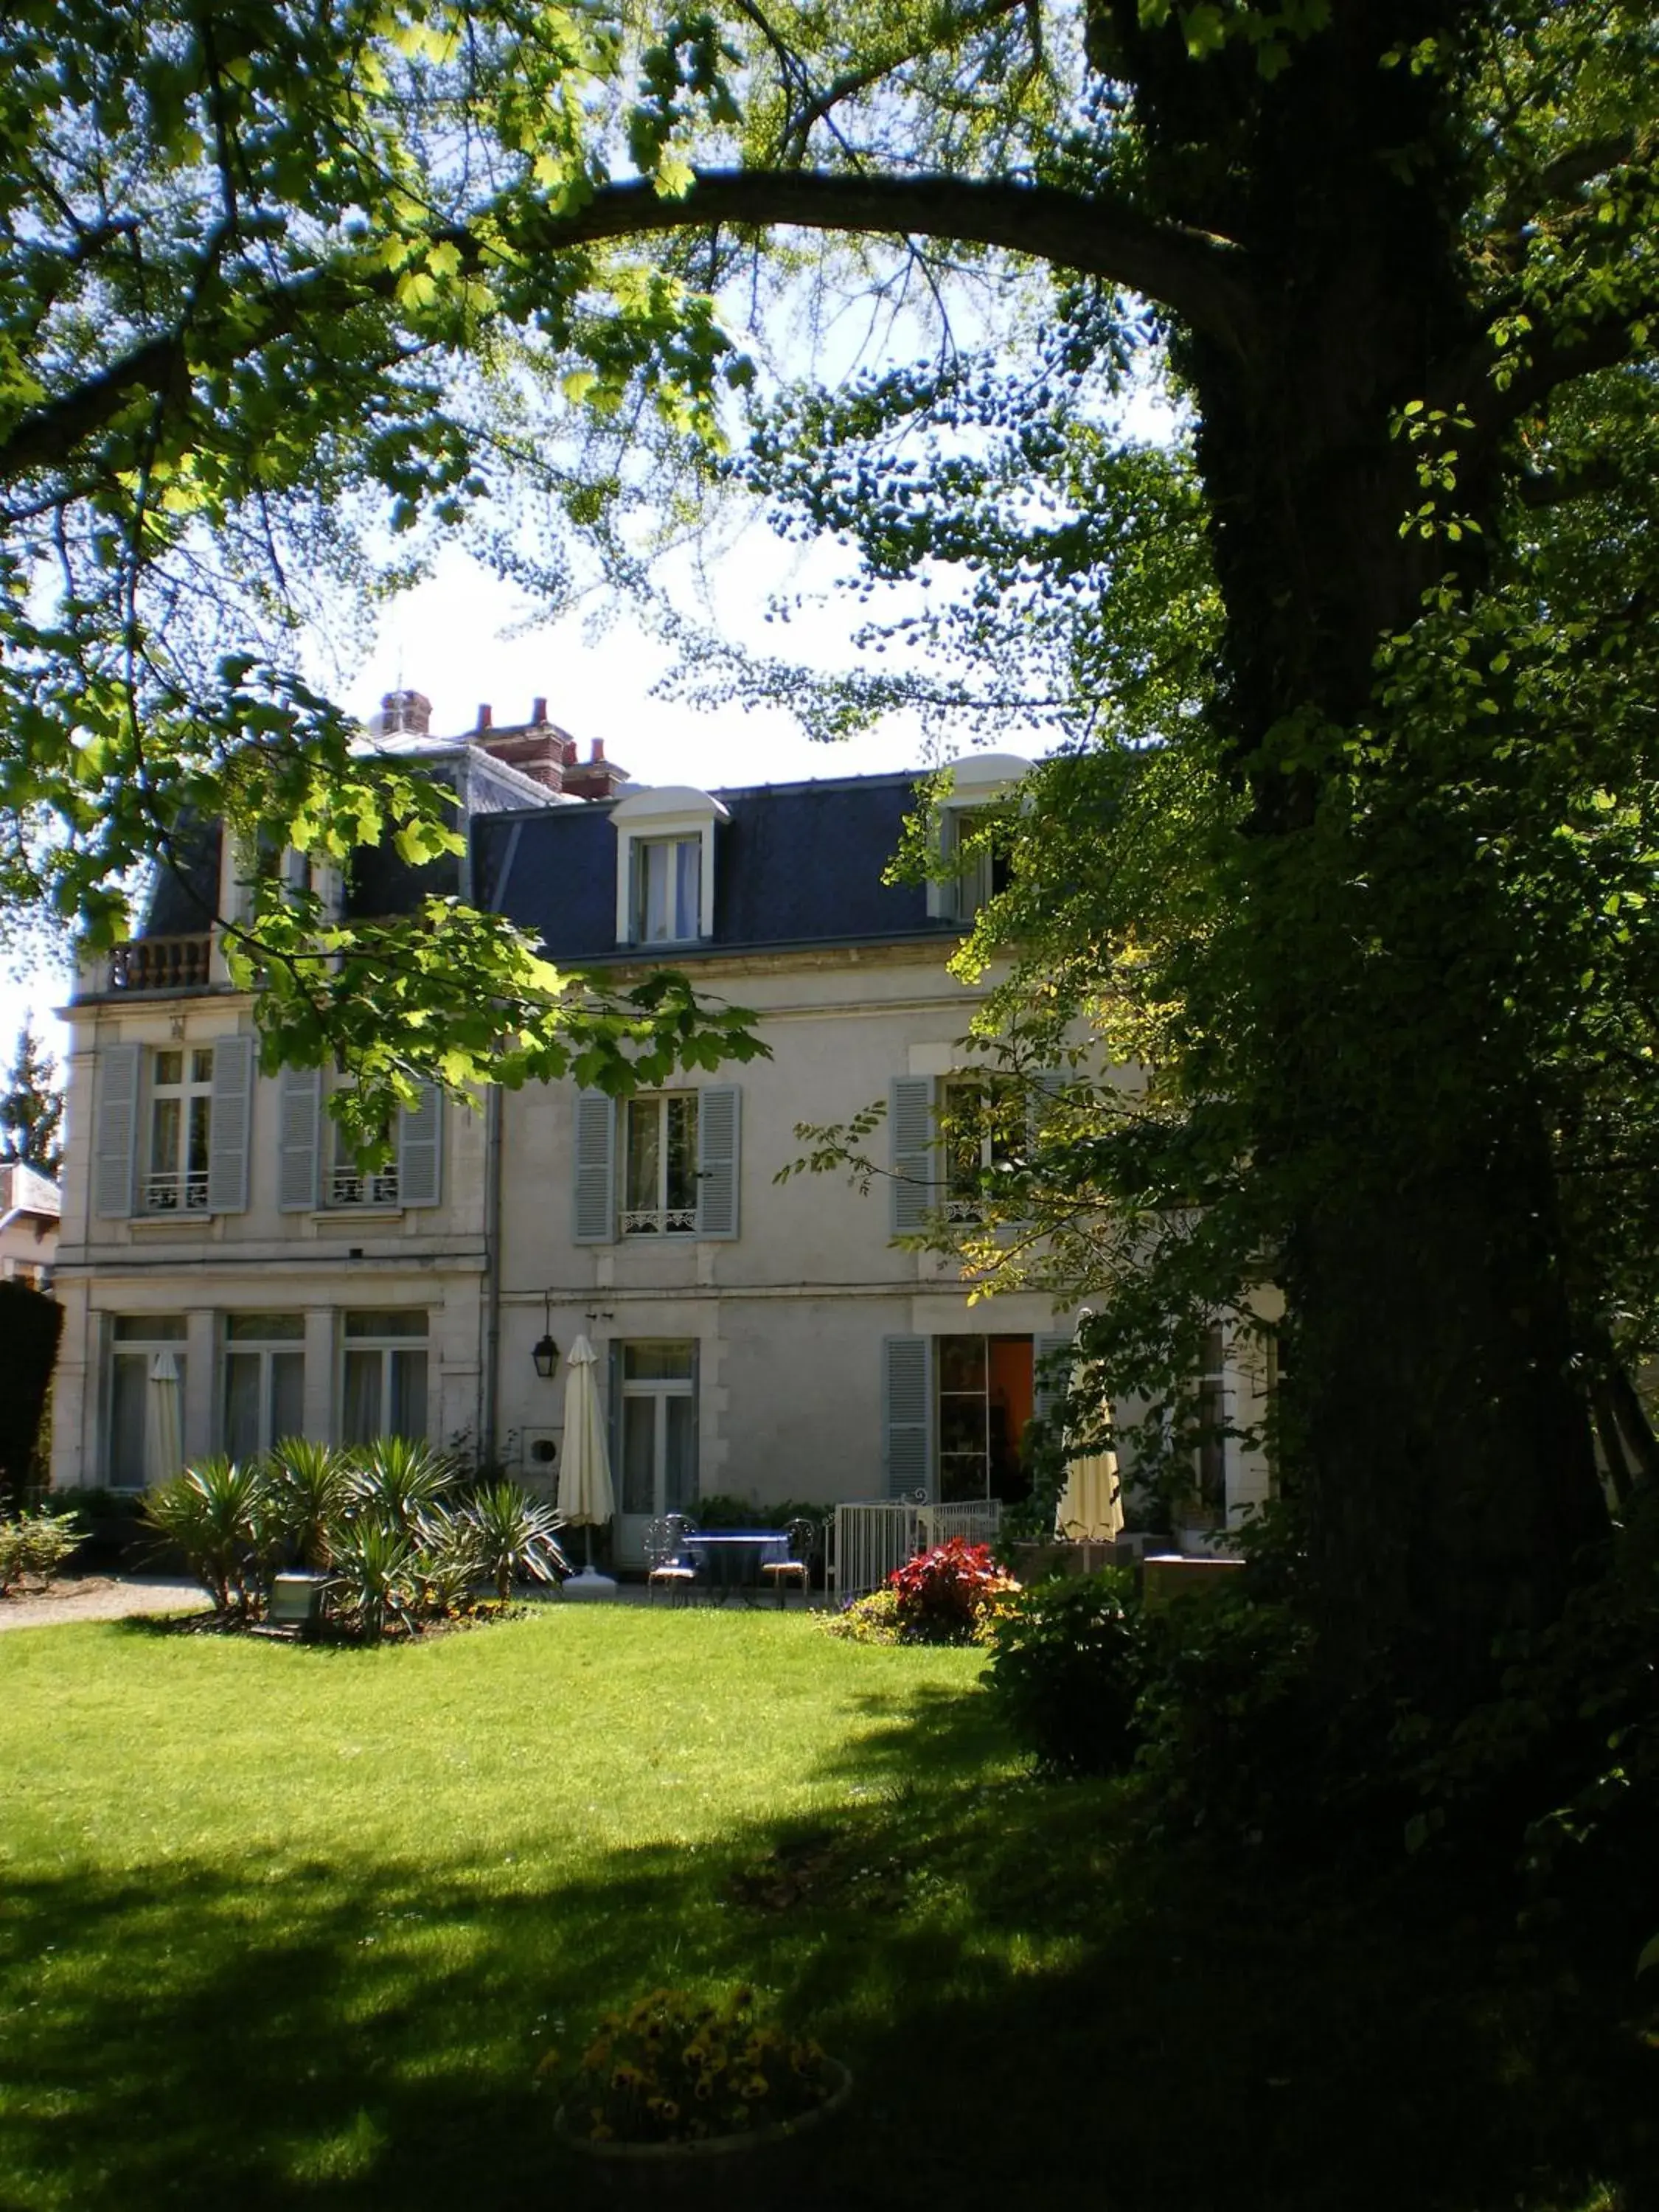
[{"x1": 554, "y1": 2058, "x2": 852, "y2": 2199}]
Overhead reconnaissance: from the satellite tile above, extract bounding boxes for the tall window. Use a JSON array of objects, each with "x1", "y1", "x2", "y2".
[
  {"x1": 941, "y1": 808, "x2": 1012, "y2": 922},
  {"x1": 622, "y1": 1093, "x2": 698, "y2": 1236},
  {"x1": 341, "y1": 1310, "x2": 428, "y2": 1444},
  {"x1": 328, "y1": 1095, "x2": 398, "y2": 1208},
  {"x1": 936, "y1": 1334, "x2": 1034, "y2": 1504},
  {"x1": 618, "y1": 1342, "x2": 697, "y2": 1520},
  {"x1": 633, "y1": 836, "x2": 700, "y2": 943},
  {"x1": 108, "y1": 1315, "x2": 187, "y2": 1489},
  {"x1": 146, "y1": 1047, "x2": 213, "y2": 1213},
  {"x1": 223, "y1": 1314, "x2": 305, "y2": 1461},
  {"x1": 941, "y1": 1076, "x2": 1020, "y2": 1223},
  {"x1": 1194, "y1": 1323, "x2": 1228, "y2": 1517}
]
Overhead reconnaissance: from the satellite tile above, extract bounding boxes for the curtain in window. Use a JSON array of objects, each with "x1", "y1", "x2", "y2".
[{"x1": 342, "y1": 1349, "x2": 380, "y2": 1445}]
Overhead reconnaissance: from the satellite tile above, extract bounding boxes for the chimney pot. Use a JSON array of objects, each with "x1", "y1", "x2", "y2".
[
  {"x1": 591, "y1": 739, "x2": 606, "y2": 762},
  {"x1": 532, "y1": 696, "x2": 548, "y2": 726},
  {"x1": 477, "y1": 703, "x2": 493, "y2": 730}
]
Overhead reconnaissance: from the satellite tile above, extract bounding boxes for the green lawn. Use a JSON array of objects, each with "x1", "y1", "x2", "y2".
[{"x1": 0, "y1": 1605, "x2": 1641, "y2": 2212}]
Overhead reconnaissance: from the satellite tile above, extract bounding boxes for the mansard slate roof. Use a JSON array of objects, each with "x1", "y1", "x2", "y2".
[{"x1": 472, "y1": 771, "x2": 950, "y2": 961}]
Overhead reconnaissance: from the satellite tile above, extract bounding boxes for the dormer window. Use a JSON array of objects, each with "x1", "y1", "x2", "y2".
[
  {"x1": 611, "y1": 785, "x2": 728, "y2": 947},
  {"x1": 926, "y1": 751, "x2": 1034, "y2": 925}
]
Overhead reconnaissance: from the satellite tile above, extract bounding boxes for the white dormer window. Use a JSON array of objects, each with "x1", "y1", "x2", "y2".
[
  {"x1": 611, "y1": 785, "x2": 729, "y2": 947},
  {"x1": 926, "y1": 751, "x2": 1034, "y2": 925}
]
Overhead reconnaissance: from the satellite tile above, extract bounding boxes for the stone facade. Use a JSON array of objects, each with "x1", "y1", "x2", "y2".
[{"x1": 49, "y1": 708, "x2": 1270, "y2": 1554}]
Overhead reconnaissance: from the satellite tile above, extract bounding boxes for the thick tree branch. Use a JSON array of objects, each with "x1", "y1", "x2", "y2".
[{"x1": 495, "y1": 167, "x2": 1258, "y2": 358}]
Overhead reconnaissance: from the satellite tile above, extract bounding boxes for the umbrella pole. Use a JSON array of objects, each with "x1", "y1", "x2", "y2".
[{"x1": 583, "y1": 1523, "x2": 594, "y2": 1572}]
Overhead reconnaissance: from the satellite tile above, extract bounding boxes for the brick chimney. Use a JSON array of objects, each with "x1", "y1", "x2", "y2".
[
  {"x1": 563, "y1": 737, "x2": 630, "y2": 803},
  {"x1": 379, "y1": 689, "x2": 433, "y2": 737},
  {"x1": 469, "y1": 695, "x2": 571, "y2": 793}
]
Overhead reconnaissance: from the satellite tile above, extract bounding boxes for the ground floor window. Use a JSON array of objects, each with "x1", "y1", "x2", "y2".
[
  {"x1": 617, "y1": 1341, "x2": 698, "y2": 1518},
  {"x1": 936, "y1": 1334, "x2": 1034, "y2": 1504},
  {"x1": 341, "y1": 1310, "x2": 428, "y2": 1444},
  {"x1": 1194, "y1": 1322, "x2": 1228, "y2": 1517},
  {"x1": 108, "y1": 1315, "x2": 187, "y2": 1489},
  {"x1": 223, "y1": 1313, "x2": 305, "y2": 1461}
]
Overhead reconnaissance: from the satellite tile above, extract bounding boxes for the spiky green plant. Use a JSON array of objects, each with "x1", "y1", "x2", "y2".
[
  {"x1": 460, "y1": 1482, "x2": 568, "y2": 1601},
  {"x1": 144, "y1": 1459, "x2": 274, "y2": 1615},
  {"x1": 266, "y1": 1437, "x2": 351, "y2": 1568},
  {"x1": 328, "y1": 1517, "x2": 420, "y2": 1641},
  {"x1": 410, "y1": 1505, "x2": 482, "y2": 1618},
  {"x1": 347, "y1": 1436, "x2": 456, "y2": 1538}
]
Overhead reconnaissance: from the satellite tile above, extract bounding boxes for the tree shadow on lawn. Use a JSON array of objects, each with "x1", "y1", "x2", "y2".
[{"x1": 1, "y1": 1680, "x2": 1646, "y2": 2212}]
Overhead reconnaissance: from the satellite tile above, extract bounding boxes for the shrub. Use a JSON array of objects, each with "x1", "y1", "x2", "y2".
[
  {"x1": 144, "y1": 1458, "x2": 275, "y2": 1615},
  {"x1": 460, "y1": 1481, "x2": 568, "y2": 1599},
  {"x1": 330, "y1": 1517, "x2": 422, "y2": 1641},
  {"x1": 266, "y1": 1437, "x2": 351, "y2": 1568},
  {"x1": 888, "y1": 1539, "x2": 1017, "y2": 1646},
  {"x1": 1131, "y1": 1591, "x2": 1323, "y2": 1841},
  {"x1": 546, "y1": 1986, "x2": 834, "y2": 2146},
  {"x1": 0, "y1": 1506, "x2": 84, "y2": 1594},
  {"x1": 347, "y1": 1436, "x2": 457, "y2": 1536},
  {"x1": 0, "y1": 1281, "x2": 61, "y2": 1502},
  {"x1": 816, "y1": 1587, "x2": 902, "y2": 1644},
  {"x1": 690, "y1": 1495, "x2": 828, "y2": 1539},
  {"x1": 982, "y1": 1568, "x2": 1144, "y2": 1775}
]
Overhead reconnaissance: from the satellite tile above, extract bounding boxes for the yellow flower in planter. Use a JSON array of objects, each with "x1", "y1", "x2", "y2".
[{"x1": 549, "y1": 1986, "x2": 838, "y2": 2147}]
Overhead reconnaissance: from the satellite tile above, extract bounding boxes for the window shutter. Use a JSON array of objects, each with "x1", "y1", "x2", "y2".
[
  {"x1": 206, "y1": 1034, "x2": 254, "y2": 1214},
  {"x1": 277, "y1": 1065, "x2": 321, "y2": 1212},
  {"x1": 695, "y1": 1085, "x2": 741, "y2": 1239},
  {"x1": 889, "y1": 1077, "x2": 935, "y2": 1234},
  {"x1": 882, "y1": 1335, "x2": 933, "y2": 1500},
  {"x1": 397, "y1": 1084, "x2": 444, "y2": 1208},
  {"x1": 1034, "y1": 1332, "x2": 1074, "y2": 1434},
  {"x1": 573, "y1": 1090, "x2": 616, "y2": 1244},
  {"x1": 93, "y1": 1041, "x2": 141, "y2": 1219}
]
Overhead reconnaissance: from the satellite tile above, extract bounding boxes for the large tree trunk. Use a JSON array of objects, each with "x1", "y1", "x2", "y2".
[{"x1": 1109, "y1": 0, "x2": 1610, "y2": 1696}]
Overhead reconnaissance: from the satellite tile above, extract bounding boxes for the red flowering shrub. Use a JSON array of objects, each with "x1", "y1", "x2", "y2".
[{"x1": 887, "y1": 1539, "x2": 1017, "y2": 1645}]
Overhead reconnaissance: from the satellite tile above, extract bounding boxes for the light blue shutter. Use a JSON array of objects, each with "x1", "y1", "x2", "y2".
[
  {"x1": 397, "y1": 1085, "x2": 444, "y2": 1208},
  {"x1": 206, "y1": 1034, "x2": 254, "y2": 1214},
  {"x1": 573, "y1": 1091, "x2": 616, "y2": 1244},
  {"x1": 696, "y1": 1085, "x2": 740, "y2": 1239},
  {"x1": 882, "y1": 1335, "x2": 933, "y2": 1500},
  {"x1": 278, "y1": 1065, "x2": 321, "y2": 1211},
  {"x1": 889, "y1": 1077, "x2": 935, "y2": 1234},
  {"x1": 93, "y1": 1042, "x2": 141, "y2": 1218}
]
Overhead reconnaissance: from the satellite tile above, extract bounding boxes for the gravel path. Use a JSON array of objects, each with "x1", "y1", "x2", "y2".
[{"x1": 0, "y1": 1573, "x2": 207, "y2": 1632}]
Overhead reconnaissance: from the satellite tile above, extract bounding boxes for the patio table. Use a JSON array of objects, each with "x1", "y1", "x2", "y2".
[{"x1": 681, "y1": 1531, "x2": 787, "y2": 1606}]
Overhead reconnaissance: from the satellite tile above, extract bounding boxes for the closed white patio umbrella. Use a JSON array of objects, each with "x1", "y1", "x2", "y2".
[
  {"x1": 1055, "y1": 1329, "x2": 1123, "y2": 1544},
  {"x1": 145, "y1": 1349, "x2": 184, "y2": 1486},
  {"x1": 557, "y1": 1334, "x2": 617, "y2": 1596}
]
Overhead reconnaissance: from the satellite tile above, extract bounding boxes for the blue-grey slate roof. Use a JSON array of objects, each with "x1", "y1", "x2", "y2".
[{"x1": 472, "y1": 772, "x2": 952, "y2": 961}]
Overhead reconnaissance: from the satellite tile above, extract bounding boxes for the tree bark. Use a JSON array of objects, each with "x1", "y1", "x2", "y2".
[{"x1": 1110, "y1": 0, "x2": 1612, "y2": 1695}]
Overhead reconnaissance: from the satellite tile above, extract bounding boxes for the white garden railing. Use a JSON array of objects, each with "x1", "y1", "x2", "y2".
[{"x1": 828, "y1": 1497, "x2": 1004, "y2": 1603}]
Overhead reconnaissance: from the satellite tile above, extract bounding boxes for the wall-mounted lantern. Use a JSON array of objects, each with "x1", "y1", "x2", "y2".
[{"x1": 531, "y1": 1289, "x2": 560, "y2": 1380}]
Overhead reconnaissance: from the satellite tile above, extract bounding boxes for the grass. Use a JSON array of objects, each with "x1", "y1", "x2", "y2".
[{"x1": 0, "y1": 1603, "x2": 1648, "y2": 2212}]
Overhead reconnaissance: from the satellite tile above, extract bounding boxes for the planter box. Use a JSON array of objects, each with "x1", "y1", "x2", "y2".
[
  {"x1": 1140, "y1": 1554, "x2": 1245, "y2": 1611},
  {"x1": 1009, "y1": 1540, "x2": 1132, "y2": 1583}
]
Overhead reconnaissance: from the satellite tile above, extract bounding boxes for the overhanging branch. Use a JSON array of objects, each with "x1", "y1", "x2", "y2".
[{"x1": 495, "y1": 168, "x2": 1258, "y2": 361}]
